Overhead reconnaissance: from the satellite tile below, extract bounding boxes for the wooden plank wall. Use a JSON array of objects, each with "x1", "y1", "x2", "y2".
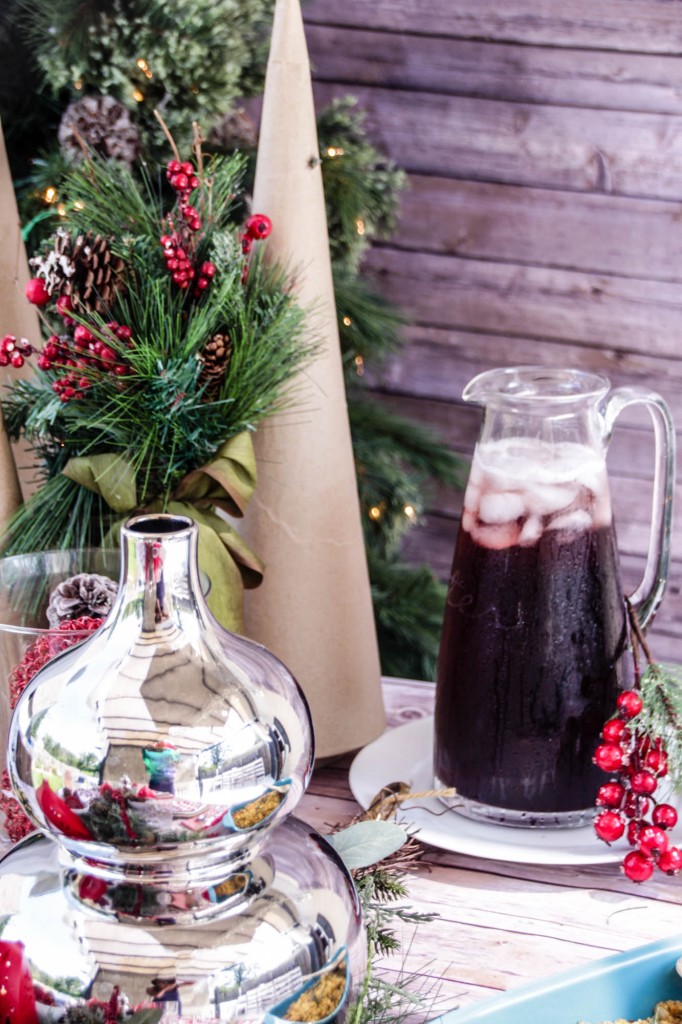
[{"x1": 304, "y1": 0, "x2": 682, "y2": 660}]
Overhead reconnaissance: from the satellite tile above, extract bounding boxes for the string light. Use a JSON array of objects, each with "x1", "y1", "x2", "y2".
[
  {"x1": 74, "y1": 79, "x2": 83, "y2": 90},
  {"x1": 369, "y1": 505, "x2": 382, "y2": 521},
  {"x1": 326, "y1": 146, "x2": 345, "y2": 158},
  {"x1": 354, "y1": 354, "x2": 364, "y2": 376},
  {"x1": 136, "y1": 58, "x2": 153, "y2": 79},
  {"x1": 403, "y1": 504, "x2": 417, "y2": 521},
  {"x1": 355, "y1": 218, "x2": 366, "y2": 236},
  {"x1": 73, "y1": 200, "x2": 84, "y2": 211},
  {"x1": 132, "y1": 87, "x2": 145, "y2": 103},
  {"x1": 43, "y1": 187, "x2": 57, "y2": 205},
  {"x1": 342, "y1": 316, "x2": 352, "y2": 327},
  {"x1": 57, "y1": 204, "x2": 67, "y2": 218}
]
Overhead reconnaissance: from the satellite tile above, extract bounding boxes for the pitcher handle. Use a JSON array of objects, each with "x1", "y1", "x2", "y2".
[{"x1": 603, "y1": 387, "x2": 676, "y2": 632}]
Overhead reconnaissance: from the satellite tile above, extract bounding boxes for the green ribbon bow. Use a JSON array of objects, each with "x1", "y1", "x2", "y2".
[{"x1": 62, "y1": 433, "x2": 263, "y2": 633}]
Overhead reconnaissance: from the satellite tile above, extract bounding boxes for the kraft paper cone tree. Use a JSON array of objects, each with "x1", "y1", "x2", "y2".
[
  {"x1": 0, "y1": 117, "x2": 40, "y2": 509},
  {"x1": 243, "y1": 0, "x2": 386, "y2": 758}
]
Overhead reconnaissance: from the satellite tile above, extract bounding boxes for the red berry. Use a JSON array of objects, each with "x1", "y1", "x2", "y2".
[
  {"x1": 37, "y1": 355, "x2": 51, "y2": 370},
  {"x1": 10, "y1": 351, "x2": 24, "y2": 368},
  {"x1": 0, "y1": 352, "x2": 9, "y2": 366},
  {"x1": 652, "y1": 803, "x2": 678, "y2": 830},
  {"x1": 596, "y1": 782, "x2": 626, "y2": 808},
  {"x1": 115, "y1": 325, "x2": 132, "y2": 342},
  {"x1": 189, "y1": 176, "x2": 199, "y2": 189},
  {"x1": 602, "y1": 718, "x2": 627, "y2": 743},
  {"x1": 594, "y1": 743, "x2": 625, "y2": 773},
  {"x1": 73, "y1": 324, "x2": 93, "y2": 345},
  {"x1": 201, "y1": 261, "x2": 216, "y2": 277},
  {"x1": 245, "y1": 212, "x2": 272, "y2": 240},
  {"x1": 630, "y1": 770, "x2": 657, "y2": 796},
  {"x1": 181, "y1": 161, "x2": 194, "y2": 176},
  {"x1": 627, "y1": 820, "x2": 642, "y2": 846},
  {"x1": 623, "y1": 792, "x2": 649, "y2": 819},
  {"x1": 241, "y1": 235, "x2": 253, "y2": 254},
  {"x1": 0, "y1": 334, "x2": 15, "y2": 352},
  {"x1": 170, "y1": 172, "x2": 189, "y2": 191},
  {"x1": 24, "y1": 277, "x2": 51, "y2": 305},
  {"x1": 638, "y1": 825, "x2": 669, "y2": 856},
  {"x1": 658, "y1": 847, "x2": 682, "y2": 874},
  {"x1": 616, "y1": 691, "x2": 643, "y2": 720},
  {"x1": 594, "y1": 810, "x2": 625, "y2": 843},
  {"x1": 99, "y1": 346, "x2": 116, "y2": 363},
  {"x1": 623, "y1": 850, "x2": 655, "y2": 882},
  {"x1": 645, "y1": 749, "x2": 669, "y2": 776},
  {"x1": 113, "y1": 364, "x2": 128, "y2": 376},
  {"x1": 55, "y1": 295, "x2": 74, "y2": 316},
  {"x1": 196, "y1": 276, "x2": 209, "y2": 290},
  {"x1": 44, "y1": 340, "x2": 59, "y2": 359},
  {"x1": 167, "y1": 160, "x2": 182, "y2": 175}
]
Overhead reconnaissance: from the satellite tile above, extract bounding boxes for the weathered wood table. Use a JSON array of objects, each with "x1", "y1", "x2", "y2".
[{"x1": 297, "y1": 677, "x2": 682, "y2": 1020}]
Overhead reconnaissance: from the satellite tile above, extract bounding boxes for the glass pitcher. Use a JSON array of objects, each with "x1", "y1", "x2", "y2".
[{"x1": 434, "y1": 366, "x2": 676, "y2": 828}]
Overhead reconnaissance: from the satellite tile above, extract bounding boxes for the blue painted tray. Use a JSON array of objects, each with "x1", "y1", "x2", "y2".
[{"x1": 434, "y1": 934, "x2": 682, "y2": 1023}]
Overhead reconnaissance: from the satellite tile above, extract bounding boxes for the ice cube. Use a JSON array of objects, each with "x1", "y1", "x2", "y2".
[
  {"x1": 547, "y1": 509, "x2": 592, "y2": 533},
  {"x1": 525, "y1": 481, "x2": 578, "y2": 517},
  {"x1": 575, "y1": 457, "x2": 609, "y2": 495},
  {"x1": 519, "y1": 515, "x2": 543, "y2": 546},
  {"x1": 478, "y1": 490, "x2": 525, "y2": 525},
  {"x1": 472, "y1": 521, "x2": 521, "y2": 550},
  {"x1": 461, "y1": 509, "x2": 475, "y2": 534}
]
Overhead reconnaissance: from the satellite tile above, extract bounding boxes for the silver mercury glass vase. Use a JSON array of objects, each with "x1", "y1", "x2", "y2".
[{"x1": 2, "y1": 513, "x2": 366, "y2": 1020}]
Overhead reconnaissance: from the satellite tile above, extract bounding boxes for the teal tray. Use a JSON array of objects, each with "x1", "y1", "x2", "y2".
[{"x1": 434, "y1": 934, "x2": 682, "y2": 1023}]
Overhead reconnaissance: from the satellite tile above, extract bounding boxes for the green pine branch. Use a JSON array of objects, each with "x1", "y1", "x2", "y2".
[
  {"x1": 634, "y1": 662, "x2": 682, "y2": 792},
  {"x1": 318, "y1": 97, "x2": 406, "y2": 272}
]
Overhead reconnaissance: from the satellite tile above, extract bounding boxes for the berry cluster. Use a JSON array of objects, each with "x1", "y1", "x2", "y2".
[
  {"x1": 160, "y1": 231, "x2": 216, "y2": 294},
  {"x1": 593, "y1": 689, "x2": 680, "y2": 881},
  {"x1": 239, "y1": 212, "x2": 272, "y2": 283},
  {"x1": 161, "y1": 158, "x2": 218, "y2": 296},
  {"x1": 0, "y1": 335, "x2": 33, "y2": 368},
  {"x1": 9, "y1": 293, "x2": 134, "y2": 402}
]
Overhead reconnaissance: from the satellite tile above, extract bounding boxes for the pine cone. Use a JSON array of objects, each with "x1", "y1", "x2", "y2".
[
  {"x1": 198, "y1": 333, "x2": 233, "y2": 400},
  {"x1": 58, "y1": 94, "x2": 140, "y2": 169},
  {"x1": 208, "y1": 108, "x2": 258, "y2": 152},
  {"x1": 46, "y1": 573, "x2": 118, "y2": 628},
  {"x1": 31, "y1": 229, "x2": 124, "y2": 313}
]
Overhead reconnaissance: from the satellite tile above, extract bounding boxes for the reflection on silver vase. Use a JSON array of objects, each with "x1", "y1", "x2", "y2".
[{"x1": 2, "y1": 513, "x2": 365, "y2": 1020}]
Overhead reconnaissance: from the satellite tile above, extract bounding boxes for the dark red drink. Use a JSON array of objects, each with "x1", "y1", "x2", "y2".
[{"x1": 434, "y1": 439, "x2": 627, "y2": 826}]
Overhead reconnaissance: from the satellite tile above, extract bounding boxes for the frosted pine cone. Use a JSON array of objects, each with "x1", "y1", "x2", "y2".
[
  {"x1": 46, "y1": 573, "x2": 118, "y2": 628},
  {"x1": 30, "y1": 228, "x2": 124, "y2": 314},
  {"x1": 58, "y1": 94, "x2": 140, "y2": 169}
]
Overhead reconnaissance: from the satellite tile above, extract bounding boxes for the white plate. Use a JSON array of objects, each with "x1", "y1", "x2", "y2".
[{"x1": 349, "y1": 716, "x2": 682, "y2": 866}]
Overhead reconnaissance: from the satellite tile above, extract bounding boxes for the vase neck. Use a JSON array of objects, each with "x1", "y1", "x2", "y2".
[{"x1": 117, "y1": 514, "x2": 204, "y2": 633}]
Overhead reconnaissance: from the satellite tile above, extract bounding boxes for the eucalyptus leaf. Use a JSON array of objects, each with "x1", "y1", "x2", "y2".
[{"x1": 328, "y1": 820, "x2": 407, "y2": 871}]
